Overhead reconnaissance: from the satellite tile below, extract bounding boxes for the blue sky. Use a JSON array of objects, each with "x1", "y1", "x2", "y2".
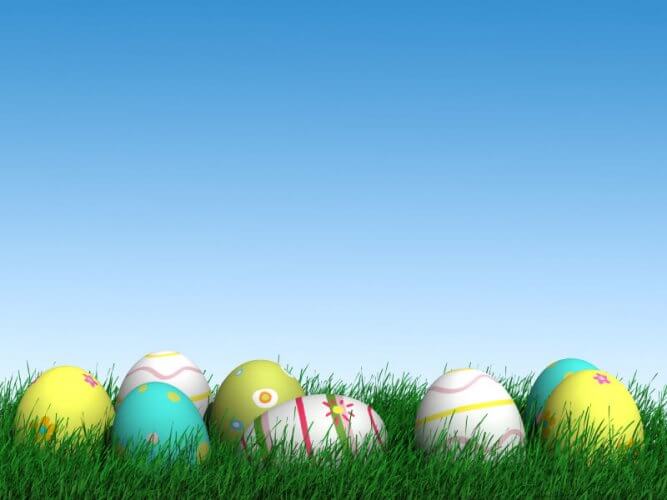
[{"x1": 1, "y1": 2, "x2": 665, "y2": 393}]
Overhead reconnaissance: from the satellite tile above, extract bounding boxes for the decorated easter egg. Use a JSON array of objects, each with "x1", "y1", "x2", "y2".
[
  {"x1": 14, "y1": 365, "x2": 114, "y2": 445},
  {"x1": 415, "y1": 368, "x2": 525, "y2": 457},
  {"x1": 241, "y1": 394, "x2": 386, "y2": 457},
  {"x1": 111, "y1": 382, "x2": 210, "y2": 464},
  {"x1": 541, "y1": 369, "x2": 643, "y2": 449},
  {"x1": 525, "y1": 358, "x2": 597, "y2": 426},
  {"x1": 117, "y1": 351, "x2": 211, "y2": 416},
  {"x1": 209, "y1": 359, "x2": 305, "y2": 442}
]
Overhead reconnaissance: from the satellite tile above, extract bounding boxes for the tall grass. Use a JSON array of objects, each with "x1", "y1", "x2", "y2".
[{"x1": 1, "y1": 365, "x2": 666, "y2": 498}]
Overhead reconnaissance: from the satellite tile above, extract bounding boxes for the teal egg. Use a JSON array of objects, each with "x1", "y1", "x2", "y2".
[
  {"x1": 525, "y1": 358, "x2": 598, "y2": 426},
  {"x1": 111, "y1": 382, "x2": 210, "y2": 464}
]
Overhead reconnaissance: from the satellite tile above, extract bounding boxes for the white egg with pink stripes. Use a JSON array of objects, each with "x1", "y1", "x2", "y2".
[
  {"x1": 117, "y1": 351, "x2": 211, "y2": 416},
  {"x1": 241, "y1": 394, "x2": 386, "y2": 457},
  {"x1": 415, "y1": 368, "x2": 525, "y2": 457}
]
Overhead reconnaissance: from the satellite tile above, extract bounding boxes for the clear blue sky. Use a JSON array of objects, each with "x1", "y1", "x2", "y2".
[{"x1": 1, "y1": 2, "x2": 665, "y2": 392}]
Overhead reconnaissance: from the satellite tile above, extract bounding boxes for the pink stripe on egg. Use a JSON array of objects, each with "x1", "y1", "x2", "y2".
[
  {"x1": 126, "y1": 366, "x2": 202, "y2": 380},
  {"x1": 295, "y1": 397, "x2": 312, "y2": 456},
  {"x1": 240, "y1": 434, "x2": 252, "y2": 462},
  {"x1": 498, "y1": 428, "x2": 524, "y2": 445},
  {"x1": 368, "y1": 405, "x2": 384, "y2": 448}
]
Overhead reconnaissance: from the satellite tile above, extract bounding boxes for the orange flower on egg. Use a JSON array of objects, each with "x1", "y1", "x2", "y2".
[{"x1": 34, "y1": 416, "x2": 55, "y2": 442}]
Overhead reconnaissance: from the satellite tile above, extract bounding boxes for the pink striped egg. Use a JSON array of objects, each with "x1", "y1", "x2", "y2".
[
  {"x1": 415, "y1": 368, "x2": 524, "y2": 457},
  {"x1": 241, "y1": 394, "x2": 386, "y2": 457},
  {"x1": 117, "y1": 351, "x2": 211, "y2": 416}
]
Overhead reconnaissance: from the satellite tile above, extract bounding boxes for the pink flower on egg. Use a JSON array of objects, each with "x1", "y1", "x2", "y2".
[
  {"x1": 323, "y1": 398, "x2": 355, "y2": 426},
  {"x1": 83, "y1": 373, "x2": 99, "y2": 388}
]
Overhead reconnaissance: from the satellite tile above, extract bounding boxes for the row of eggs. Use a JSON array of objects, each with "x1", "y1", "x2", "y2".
[{"x1": 12, "y1": 352, "x2": 644, "y2": 463}]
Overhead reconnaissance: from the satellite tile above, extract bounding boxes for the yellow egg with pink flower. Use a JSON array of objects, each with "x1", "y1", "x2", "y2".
[
  {"x1": 540, "y1": 369, "x2": 643, "y2": 450},
  {"x1": 14, "y1": 365, "x2": 115, "y2": 445}
]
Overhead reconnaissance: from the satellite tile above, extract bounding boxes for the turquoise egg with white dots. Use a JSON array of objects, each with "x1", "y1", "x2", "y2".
[
  {"x1": 525, "y1": 358, "x2": 598, "y2": 427},
  {"x1": 111, "y1": 382, "x2": 210, "y2": 464}
]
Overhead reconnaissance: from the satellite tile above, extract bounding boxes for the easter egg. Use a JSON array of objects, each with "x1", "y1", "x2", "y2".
[
  {"x1": 111, "y1": 382, "x2": 210, "y2": 464},
  {"x1": 117, "y1": 351, "x2": 211, "y2": 416},
  {"x1": 209, "y1": 359, "x2": 305, "y2": 442},
  {"x1": 415, "y1": 368, "x2": 525, "y2": 457},
  {"x1": 241, "y1": 394, "x2": 386, "y2": 458},
  {"x1": 541, "y1": 369, "x2": 643, "y2": 449},
  {"x1": 14, "y1": 365, "x2": 114, "y2": 445},
  {"x1": 525, "y1": 358, "x2": 597, "y2": 426}
]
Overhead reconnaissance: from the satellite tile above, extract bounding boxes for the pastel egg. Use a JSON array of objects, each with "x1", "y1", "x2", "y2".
[
  {"x1": 525, "y1": 358, "x2": 597, "y2": 426},
  {"x1": 541, "y1": 369, "x2": 643, "y2": 449},
  {"x1": 415, "y1": 368, "x2": 525, "y2": 458},
  {"x1": 117, "y1": 351, "x2": 211, "y2": 416},
  {"x1": 209, "y1": 360, "x2": 305, "y2": 442},
  {"x1": 241, "y1": 394, "x2": 386, "y2": 458},
  {"x1": 14, "y1": 365, "x2": 114, "y2": 445},
  {"x1": 111, "y1": 382, "x2": 210, "y2": 464}
]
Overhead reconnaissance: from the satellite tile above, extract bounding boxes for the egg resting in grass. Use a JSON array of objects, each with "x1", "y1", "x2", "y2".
[
  {"x1": 209, "y1": 359, "x2": 305, "y2": 442},
  {"x1": 241, "y1": 393, "x2": 386, "y2": 458},
  {"x1": 111, "y1": 382, "x2": 210, "y2": 464},
  {"x1": 117, "y1": 351, "x2": 211, "y2": 416},
  {"x1": 525, "y1": 358, "x2": 598, "y2": 427},
  {"x1": 540, "y1": 369, "x2": 643, "y2": 449},
  {"x1": 14, "y1": 365, "x2": 114, "y2": 445},
  {"x1": 415, "y1": 368, "x2": 525, "y2": 458}
]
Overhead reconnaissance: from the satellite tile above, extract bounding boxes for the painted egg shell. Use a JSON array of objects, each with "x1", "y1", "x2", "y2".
[
  {"x1": 241, "y1": 393, "x2": 386, "y2": 457},
  {"x1": 525, "y1": 358, "x2": 597, "y2": 426},
  {"x1": 541, "y1": 369, "x2": 643, "y2": 449},
  {"x1": 415, "y1": 368, "x2": 525, "y2": 457},
  {"x1": 14, "y1": 365, "x2": 114, "y2": 445},
  {"x1": 209, "y1": 359, "x2": 305, "y2": 442},
  {"x1": 117, "y1": 351, "x2": 211, "y2": 416},
  {"x1": 111, "y1": 382, "x2": 210, "y2": 464}
]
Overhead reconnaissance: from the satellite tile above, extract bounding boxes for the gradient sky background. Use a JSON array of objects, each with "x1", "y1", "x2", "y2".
[{"x1": 1, "y1": 3, "x2": 665, "y2": 394}]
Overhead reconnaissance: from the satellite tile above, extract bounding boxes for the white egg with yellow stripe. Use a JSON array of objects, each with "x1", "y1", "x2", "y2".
[
  {"x1": 117, "y1": 351, "x2": 211, "y2": 416},
  {"x1": 415, "y1": 368, "x2": 525, "y2": 457}
]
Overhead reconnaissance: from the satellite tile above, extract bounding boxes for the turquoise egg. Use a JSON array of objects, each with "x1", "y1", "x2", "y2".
[
  {"x1": 111, "y1": 382, "x2": 210, "y2": 464},
  {"x1": 525, "y1": 358, "x2": 598, "y2": 426}
]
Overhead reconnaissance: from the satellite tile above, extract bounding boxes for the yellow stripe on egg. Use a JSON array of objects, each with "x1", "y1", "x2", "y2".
[
  {"x1": 416, "y1": 399, "x2": 515, "y2": 426},
  {"x1": 190, "y1": 391, "x2": 211, "y2": 402},
  {"x1": 446, "y1": 368, "x2": 475, "y2": 374},
  {"x1": 144, "y1": 351, "x2": 181, "y2": 358}
]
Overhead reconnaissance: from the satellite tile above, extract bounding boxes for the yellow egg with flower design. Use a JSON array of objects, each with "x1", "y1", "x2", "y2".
[
  {"x1": 540, "y1": 369, "x2": 643, "y2": 450},
  {"x1": 14, "y1": 365, "x2": 115, "y2": 445}
]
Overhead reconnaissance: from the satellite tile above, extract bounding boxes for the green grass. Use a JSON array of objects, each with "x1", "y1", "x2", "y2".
[{"x1": 1, "y1": 364, "x2": 667, "y2": 498}]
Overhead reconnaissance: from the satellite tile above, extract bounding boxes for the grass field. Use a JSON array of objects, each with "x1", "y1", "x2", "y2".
[{"x1": 1, "y1": 365, "x2": 666, "y2": 498}]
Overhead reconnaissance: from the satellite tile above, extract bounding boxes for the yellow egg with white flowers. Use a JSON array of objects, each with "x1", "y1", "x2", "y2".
[
  {"x1": 540, "y1": 369, "x2": 643, "y2": 450},
  {"x1": 14, "y1": 365, "x2": 115, "y2": 445}
]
